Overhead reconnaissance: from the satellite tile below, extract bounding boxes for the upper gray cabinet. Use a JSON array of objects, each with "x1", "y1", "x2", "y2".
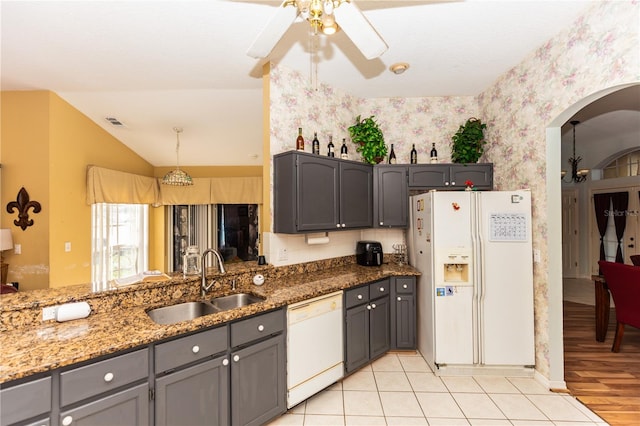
[
  {"x1": 408, "y1": 164, "x2": 493, "y2": 190},
  {"x1": 373, "y1": 165, "x2": 408, "y2": 228},
  {"x1": 274, "y1": 151, "x2": 372, "y2": 233}
]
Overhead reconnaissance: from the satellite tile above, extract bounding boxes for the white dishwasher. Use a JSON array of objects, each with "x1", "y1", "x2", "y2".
[{"x1": 287, "y1": 290, "x2": 344, "y2": 408}]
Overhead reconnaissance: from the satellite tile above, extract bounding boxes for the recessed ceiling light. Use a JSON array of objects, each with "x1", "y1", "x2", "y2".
[{"x1": 389, "y1": 62, "x2": 410, "y2": 75}]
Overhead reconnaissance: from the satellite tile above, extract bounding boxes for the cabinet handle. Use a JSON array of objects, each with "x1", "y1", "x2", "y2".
[
  {"x1": 379, "y1": 221, "x2": 384, "y2": 226},
  {"x1": 257, "y1": 324, "x2": 265, "y2": 332},
  {"x1": 192, "y1": 345, "x2": 200, "y2": 354},
  {"x1": 397, "y1": 297, "x2": 402, "y2": 301},
  {"x1": 367, "y1": 304, "x2": 372, "y2": 310},
  {"x1": 62, "y1": 416, "x2": 73, "y2": 426},
  {"x1": 336, "y1": 224, "x2": 341, "y2": 228},
  {"x1": 233, "y1": 355, "x2": 240, "y2": 362},
  {"x1": 379, "y1": 287, "x2": 385, "y2": 292},
  {"x1": 444, "y1": 182, "x2": 449, "y2": 186},
  {"x1": 103, "y1": 372, "x2": 114, "y2": 383},
  {"x1": 371, "y1": 303, "x2": 377, "y2": 309},
  {"x1": 403, "y1": 284, "x2": 408, "y2": 289},
  {"x1": 357, "y1": 294, "x2": 363, "y2": 300},
  {"x1": 451, "y1": 181, "x2": 456, "y2": 186},
  {"x1": 342, "y1": 224, "x2": 346, "y2": 228},
  {"x1": 222, "y1": 359, "x2": 229, "y2": 366}
]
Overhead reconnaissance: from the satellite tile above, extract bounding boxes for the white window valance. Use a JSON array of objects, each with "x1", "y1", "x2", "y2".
[{"x1": 87, "y1": 166, "x2": 263, "y2": 205}]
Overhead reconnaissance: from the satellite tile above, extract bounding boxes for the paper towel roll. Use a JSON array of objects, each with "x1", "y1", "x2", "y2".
[
  {"x1": 305, "y1": 233, "x2": 330, "y2": 245},
  {"x1": 56, "y1": 301, "x2": 91, "y2": 322}
]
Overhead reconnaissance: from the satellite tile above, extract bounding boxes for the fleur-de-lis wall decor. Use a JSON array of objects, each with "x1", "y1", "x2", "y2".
[{"x1": 6, "y1": 187, "x2": 42, "y2": 231}]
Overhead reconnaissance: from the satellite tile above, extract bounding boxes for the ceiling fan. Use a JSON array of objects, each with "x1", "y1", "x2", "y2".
[{"x1": 247, "y1": 0, "x2": 388, "y2": 60}]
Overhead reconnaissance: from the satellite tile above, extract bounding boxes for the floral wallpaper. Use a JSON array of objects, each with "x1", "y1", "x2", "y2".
[{"x1": 268, "y1": 0, "x2": 639, "y2": 382}]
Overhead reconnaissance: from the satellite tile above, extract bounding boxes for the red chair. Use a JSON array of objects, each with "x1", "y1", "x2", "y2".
[
  {"x1": 631, "y1": 255, "x2": 640, "y2": 266},
  {"x1": 598, "y1": 261, "x2": 640, "y2": 352}
]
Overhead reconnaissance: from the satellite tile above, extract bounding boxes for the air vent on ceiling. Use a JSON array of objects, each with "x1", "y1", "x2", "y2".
[{"x1": 105, "y1": 117, "x2": 126, "y2": 127}]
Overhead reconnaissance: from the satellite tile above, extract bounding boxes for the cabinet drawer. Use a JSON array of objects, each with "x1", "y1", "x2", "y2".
[
  {"x1": 369, "y1": 280, "x2": 390, "y2": 299},
  {"x1": 345, "y1": 285, "x2": 369, "y2": 309},
  {"x1": 60, "y1": 348, "x2": 148, "y2": 407},
  {"x1": 155, "y1": 326, "x2": 227, "y2": 374},
  {"x1": 231, "y1": 309, "x2": 285, "y2": 348},
  {"x1": 0, "y1": 376, "x2": 51, "y2": 425},
  {"x1": 395, "y1": 277, "x2": 415, "y2": 294}
]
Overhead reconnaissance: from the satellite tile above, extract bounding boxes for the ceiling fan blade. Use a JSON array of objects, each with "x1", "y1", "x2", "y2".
[
  {"x1": 247, "y1": 1, "x2": 299, "y2": 59},
  {"x1": 334, "y1": 1, "x2": 388, "y2": 60}
]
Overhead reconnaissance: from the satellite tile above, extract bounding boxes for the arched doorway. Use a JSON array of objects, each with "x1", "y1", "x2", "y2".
[{"x1": 545, "y1": 82, "x2": 640, "y2": 387}]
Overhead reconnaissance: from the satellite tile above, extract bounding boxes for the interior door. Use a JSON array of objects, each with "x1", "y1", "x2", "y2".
[{"x1": 562, "y1": 190, "x2": 579, "y2": 278}]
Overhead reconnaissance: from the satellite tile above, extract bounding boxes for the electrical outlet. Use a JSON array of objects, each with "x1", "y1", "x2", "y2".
[
  {"x1": 277, "y1": 248, "x2": 288, "y2": 261},
  {"x1": 65, "y1": 242, "x2": 71, "y2": 252},
  {"x1": 14, "y1": 244, "x2": 21, "y2": 255},
  {"x1": 42, "y1": 306, "x2": 57, "y2": 321},
  {"x1": 533, "y1": 249, "x2": 541, "y2": 263}
]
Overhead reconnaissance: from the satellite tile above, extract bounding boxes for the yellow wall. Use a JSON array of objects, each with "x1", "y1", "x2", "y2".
[
  {"x1": 1, "y1": 91, "x2": 265, "y2": 291},
  {"x1": 1, "y1": 91, "x2": 155, "y2": 291}
]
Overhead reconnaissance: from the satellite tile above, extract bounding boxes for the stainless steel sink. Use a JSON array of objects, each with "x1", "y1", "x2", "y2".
[
  {"x1": 146, "y1": 301, "x2": 220, "y2": 325},
  {"x1": 209, "y1": 293, "x2": 265, "y2": 311}
]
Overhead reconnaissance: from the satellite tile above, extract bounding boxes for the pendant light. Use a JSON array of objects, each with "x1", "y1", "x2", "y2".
[
  {"x1": 561, "y1": 120, "x2": 589, "y2": 183},
  {"x1": 162, "y1": 127, "x2": 193, "y2": 186}
]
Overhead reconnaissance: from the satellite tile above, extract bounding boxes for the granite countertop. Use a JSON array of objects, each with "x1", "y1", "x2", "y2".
[{"x1": 0, "y1": 260, "x2": 418, "y2": 384}]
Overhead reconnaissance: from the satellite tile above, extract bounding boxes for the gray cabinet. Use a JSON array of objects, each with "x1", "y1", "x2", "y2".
[
  {"x1": 274, "y1": 151, "x2": 372, "y2": 233},
  {"x1": 154, "y1": 327, "x2": 229, "y2": 426},
  {"x1": 373, "y1": 165, "x2": 408, "y2": 228},
  {"x1": 230, "y1": 309, "x2": 286, "y2": 426},
  {"x1": 0, "y1": 376, "x2": 51, "y2": 426},
  {"x1": 344, "y1": 280, "x2": 390, "y2": 374},
  {"x1": 59, "y1": 383, "x2": 149, "y2": 426},
  {"x1": 391, "y1": 277, "x2": 416, "y2": 350},
  {"x1": 408, "y1": 163, "x2": 493, "y2": 190}
]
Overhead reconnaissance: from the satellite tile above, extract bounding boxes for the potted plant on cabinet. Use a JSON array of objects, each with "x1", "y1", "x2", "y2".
[
  {"x1": 348, "y1": 115, "x2": 387, "y2": 165},
  {"x1": 451, "y1": 117, "x2": 487, "y2": 163}
]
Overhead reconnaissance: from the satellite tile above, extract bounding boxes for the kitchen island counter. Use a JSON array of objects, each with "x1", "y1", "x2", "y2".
[{"x1": 0, "y1": 259, "x2": 418, "y2": 384}]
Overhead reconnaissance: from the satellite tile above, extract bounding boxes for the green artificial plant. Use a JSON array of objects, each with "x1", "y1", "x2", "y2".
[
  {"x1": 451, "y1": 117, "x2": 487, "y2": 163},
  {"x1": 348, "y1": 115, "x2": 387, "y2": 165}
]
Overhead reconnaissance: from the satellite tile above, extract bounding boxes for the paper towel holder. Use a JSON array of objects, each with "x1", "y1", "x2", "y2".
[{"x1": 305, "y1": 232, "x2": 330, "y2": 245}]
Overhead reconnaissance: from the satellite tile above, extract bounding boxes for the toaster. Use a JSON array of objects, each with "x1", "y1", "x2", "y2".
[{"x1": 356, "y1": 241, "x2": 383, "y2": 266}]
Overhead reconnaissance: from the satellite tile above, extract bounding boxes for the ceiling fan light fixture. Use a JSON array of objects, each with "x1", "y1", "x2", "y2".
[
  {"x1": 162, "y1": 127, "x2": 193, "y2": 186},
  {"x1": 390, "y1": 62, "x2": 409, "y2": 75}
]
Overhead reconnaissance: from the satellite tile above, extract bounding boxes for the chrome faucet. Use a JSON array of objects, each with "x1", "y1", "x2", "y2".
[{"x1": 201, "y1": 249, "x2": 226, "y2": 297}]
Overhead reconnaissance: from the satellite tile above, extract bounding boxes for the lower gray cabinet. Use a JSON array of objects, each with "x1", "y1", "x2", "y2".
[
  {"x1": 59, "y1": 382, "x2": 149, "y2": 426},
  {"x1": 154, "y1": 356, "x2": 229, "y2": 426},
  {"x1": 391, "y1": 277, "x2": 416, "y2": 349},
  {"x1": 0, "y1": 376, "x2": 51, "y2": 426},
  {"x1": 230, "y1": 334, "x2": 286, "y2": 426},
  {"x1": 344, "y1": 280, "x2": 390, "y2": 374}
]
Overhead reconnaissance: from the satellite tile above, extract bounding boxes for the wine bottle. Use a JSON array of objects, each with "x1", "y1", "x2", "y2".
[
  {"x1": 340, "y1": 138, "x2": 348, "y2": 160},
  {"x1": 327, "y1": 135, "x2": 335, "y2": 157},
  {"x1": 410, "y1": 144, "x2": 417, "y2": 164},
  {"x1": 430, "y1": 143, "x2": 438, "y2": 163},
  {"x1": 296, "y1": 128, "x2": 304, "y2": 151},
  {"x1": 389, "y1": 144, "x2": 397, "y2": 164},
  {"x1": 312, "y1": 132, "x2": 320, "y2": 155}
]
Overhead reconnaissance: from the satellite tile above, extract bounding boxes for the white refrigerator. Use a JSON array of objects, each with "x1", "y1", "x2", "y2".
[{"x1": 408, "y1": 190, "x2": 535, "y2": 373}]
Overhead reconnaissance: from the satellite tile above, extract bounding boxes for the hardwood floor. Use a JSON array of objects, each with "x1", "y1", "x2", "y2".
[{"x1": 564, "y1": 301, "x2": 640, "y2": 425}]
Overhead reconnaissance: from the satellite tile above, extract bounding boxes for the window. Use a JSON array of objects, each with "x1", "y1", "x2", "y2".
[
  {"x1": 92, "y1": 203, "x2": 149, "y2": 284},
  {"x1": 602, "y1": 149, "x2": 640, "y2": 179},
  {"x1": 168, "y1": 204, "x2": 259, "y2": 273}
]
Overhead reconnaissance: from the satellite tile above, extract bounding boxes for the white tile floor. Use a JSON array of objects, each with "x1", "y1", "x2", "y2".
[{"x1": 268, "y1": 352, "x2": 608, "y2": 426}]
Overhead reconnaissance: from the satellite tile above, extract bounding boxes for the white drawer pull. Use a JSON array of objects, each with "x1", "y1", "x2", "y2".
[
  {"x1": 62, "y1": 416, "x2": 73, "y2": 426},
  {"x1": 257, "y1": 324, "x2": 265, "y2": 332},
  {"x1": 103, "y1": 372, "x2": 114, "y2": 383},
  {"x1": 192, "y1": 345, "x2": 200, "y2": 354},
  {"x1": 222, "y1": 359, "x2": 229, "y2": 366},
  {"x1": 379, "y1": 287, "x2": 385, "y2": 292},
  {"x1": 403, "y1": 284, "x2": 408, "y2": 289},
  {"x1": 336, "y1": 224, "x2": 341, "y2": 228},
  {"x1": 379, "y1": 222, "x2": 384, "y2": 226},
  {"x1": 357, "y1": 294, "x2": 363, "y2": 300},
  {"x1": 367, "y1": 305, "x2": 372, "y2": 310},
  {"x1": 397, "y1": 297, "x2": 402, "y2": 301},
  {"x1": 371, "y1": 303, "x2": 377, "y2": 309},
  {"x1": 233, "y1": 354, "x2": 240, "y2": 362}
]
